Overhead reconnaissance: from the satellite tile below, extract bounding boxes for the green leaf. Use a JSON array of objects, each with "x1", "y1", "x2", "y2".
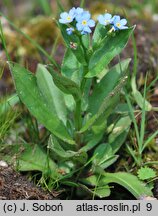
[
  {"x1": 59, "y1": 23, "x2": 87, "y2": 65},
  {"x1": 8, "y1": 62, "x2": 75, "y2": 144},
  {"x1": 114, "y1": 103, "x2": 130, "y2": 114},
  {"x1": 0, "y1": 94, "x2": 19, "y2": 114},
  {"x1": 108, "y1": 116, "x2": 131, "y2": 143},
  {"x1": 80, "y1": 133, "x2": 103, "y2": 152},
  {"x1": 18, "y1": 144, "x2": 59, "y2": 179},
  {"x1": 101, "y1": 172, "x2": 153, "y2": 198},
  {"x1": 36, "y1": 64, "x2": 67, "y2": 125},
  {"x1": 89, "y1": 59, "x2": 131, "y2": 114},
  {"x1": 92, "y1": 23, "x2": 109, "y2": 50},
  {"x1": 93, "y1": 143, "x2": 119, "y2": 169},
  {"x1": 80, "y1": 175, "x2": 111, "y2": 198},
  {"x1": 81, "y1": 34, "x2": 90, "y2": 49},
  {"x1": 47, "y1": 65, "x2": 81, "y2": 102},
  {"x1": 61, "y1": 49, "x2": 82, "y2": 84},
  {"x1": 79, "y1": 183, "x2": 111, "y2": 198},
  {"x1": 48, "y1": 135, "x2": 77, "y2": 158},
  {"x1": 131, "y1": 76, "x2": 152, "y2": 111},
  {"x1": 137, "y1": 167, "x2": 157, "y2": 180},
  {"x1": 92, "y1": 119, "x2": 107, "y2": 134},
  {"x1": 80, "y1": 75, "x2": 127, "y2": 133},
  {"x1": 81, "y1": 79, "x2": 92, "y2": 112},
  {"x1": 110, "y1": 130, "x2": 130, "y2": 154},
  {"x1": 86, "y1": 27, "x2": 135, "y2": 78},
  {"x1": 133, "y1": 90, "x2": 152, "y2": 111}
]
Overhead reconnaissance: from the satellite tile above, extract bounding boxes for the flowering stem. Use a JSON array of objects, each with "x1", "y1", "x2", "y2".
[
  {"x1": 74, "y1": 99, "x2": 82, "y2": 146},
  {"x1": 80, "y1": 65, "x2": 89, "y2": 92}
]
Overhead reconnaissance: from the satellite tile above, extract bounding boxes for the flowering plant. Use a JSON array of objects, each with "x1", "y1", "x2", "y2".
[{"x1": 8, "y1": 7, "x2": 153, "y2": 199}]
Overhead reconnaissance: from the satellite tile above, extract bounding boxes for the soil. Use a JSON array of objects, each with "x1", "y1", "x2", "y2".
[{"x1": 0, "y1": 166, "x2": 55, "y2": 200}]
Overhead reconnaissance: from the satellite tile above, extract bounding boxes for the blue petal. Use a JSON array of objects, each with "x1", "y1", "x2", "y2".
[
  {"x1": 112, "y1": 15, "x2": 120, "y2": 24},
  {"x1": 69, "y1": 7, "x2": 76, "y2": 17},
  {"x1": 104, "y1": 13, "x2": 112, "y2": 20},
  {"x1": 120, "y1": 26, "x2": 128, "y2": 29},
  {"x1": 120, "y1": 19, "x2": 127, "y2": 26},
  {"x1": 88, "y1": 19, "x2": 95, "y2": 27},
  {"x1": 59, "y1": 18, "x2": 66, "y2": 24},
  {"x1": 60, "y1": 12, "x2": 68, "y2": 19},
  {"x1": 98, "y1": 15, "x2": 105, "y2": 25},
  {"x1": 83, "y1": 26, "x2": 91, "y2": 33},
  {"x1": 76, "y1": 14, "x2": 83, "y2": 22},
  {"x1": 76, "y1": 22, "x2": 83, "y2": 31},
  {"x1": 76, "y1": 7, "x2": 84, "y2": 14},
  {"x1": 83, "y1": 11, "x2": 91, "y2": 20},
  {"x1": 76, "y1": 12, "x2": 91, "y2": 22},
  {"x1": 113, "y1": 25, "x2": 118, "y2": 31},
  {"x1": 66, "y1": 27, "x2": 74, "y2": 35}
]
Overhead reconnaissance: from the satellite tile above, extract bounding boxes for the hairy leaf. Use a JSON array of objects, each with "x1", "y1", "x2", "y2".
[
  {"x1": 89, "y1": 59, "x2": 131, "y2": 114},
  {"x1": 8, "y1": 62, "x2": 75, "y2": 144},
  {"x1": 101, "y1": 172, "x2": 153, "y2": 198},
  {"x1": 61, "y1": 49, "x2": 82, "y2": 84},
  {"x1": 59, "y1": 23, "x2": 87, "y2": 65},
  {"x1": 80, "y1": 75, "x2": 128, "y2": 133},
  {"x1": 86, "y1": 27, "x2": 135, "y2": 78},
  {"x1": 36, "y1": 64, "x2": 67, "y2": 125},
  {"x1": 47, "y1": 65, "x2": 81, "y2": 102}
]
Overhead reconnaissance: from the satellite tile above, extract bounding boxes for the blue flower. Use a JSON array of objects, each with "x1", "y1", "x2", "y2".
[
  {"x1": 97, "y1": 13, "x2": 113, "y2": 26},
  {"x1": 66, "y1": 27, "x2": 75, "y2": 35},
  {"x1": 112, "y1": 15, "x2": 128, "y2": 31},
  {"x1": 76, "y1": 11, "x2": 95, "y2": 35},
  {"x1": 59, "y1": 8, "x2": 75, "y2": 24},
  {"x1": 75, "y1": 7, "x2": 84, "y2": 15}
]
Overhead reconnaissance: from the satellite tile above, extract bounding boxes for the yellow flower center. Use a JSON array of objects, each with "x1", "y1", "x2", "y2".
[
  {"x1": 82, "y1": 20, "x2": 87, "y2": 25},
  {"x1": 116, "y1": 22, "x2": 121, "y2": 27},
  {"x1": 105, "y1": 20, "x2": 109, "y2": 24},
  {"x1": 67, "y1": 16, "x2": 71, "y2": 21}
]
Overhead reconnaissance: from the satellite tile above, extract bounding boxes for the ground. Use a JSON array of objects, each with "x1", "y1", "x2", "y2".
[{"x1": 0, "y1": 166, "x2": 55, "y2": 200}]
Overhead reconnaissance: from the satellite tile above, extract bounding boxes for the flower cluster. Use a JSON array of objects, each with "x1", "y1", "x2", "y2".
[
  {"x1": 59, "y1": 7, "x2": 128, "y2": 35},
  {"x1": 59, "y1": 7, "x2": 95, "y2": 35},
  {"x1": 98, "y1": 14, "x2": 128, "y2": 31}
]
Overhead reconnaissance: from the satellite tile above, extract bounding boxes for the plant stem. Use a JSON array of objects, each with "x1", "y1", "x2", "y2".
[
  {"x1": 80, "y1": 65, "x2": 89, "y2": 93},
  {"x1": 74, "y1": 100, "x2": 82, "y2": 131}
]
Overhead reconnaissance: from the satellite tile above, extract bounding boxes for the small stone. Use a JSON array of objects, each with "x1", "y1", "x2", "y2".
[
  {"x1": 0, "y1": 161, "x2": 8, "y2": 168},
  {"x1": 139, "y1": 195, "x2": 157, "y2": 200}
]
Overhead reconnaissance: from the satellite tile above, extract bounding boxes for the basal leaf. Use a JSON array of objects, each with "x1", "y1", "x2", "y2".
[
  {"x1": 48, "y1": 135, "x2": 77, "y2": 158},
  {"x1": 93, "y1": 143, "x2": 119, "y2": 169},
  {"x1": 101, "y1": 172, "x2": 153, "y2": 198},
  {"x1": 8, "y1": 62, "x2": 75, "y2": 144},
  {"x1": 36, "y1": 64, "x2": 67, "y2": 125},
  {"x1": 80, "y1": 133, "x2": 103, "y2": 152},
  {"x1": 86, "y1": 27, "x2": 135, "y2": 78},
  {"x1": 131, "y1": 76, "x2": 152, "y2": 111},
  {"x1": 79, "y1": 183, "x2": 111, "y2": 198},
  {"x1": 110, "y1": 131, "x2": 130, "y2": 154},
  {"x1": 133, "y1": 90, "x2": 152, "y2": 111},
  {"x1": 0, "y1": 94, "x2": 19, "y2": 115},
  {"x1": 18, "y1": 144, "x2": 59, "y2": 179},
  {"x1": 108, "y1": 116, "x2": 131, "y2": 143}
]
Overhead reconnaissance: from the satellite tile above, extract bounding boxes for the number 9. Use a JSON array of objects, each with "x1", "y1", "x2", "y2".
[{"x1": 146, "y1": 203, "x2": 152, "y2": 211}]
